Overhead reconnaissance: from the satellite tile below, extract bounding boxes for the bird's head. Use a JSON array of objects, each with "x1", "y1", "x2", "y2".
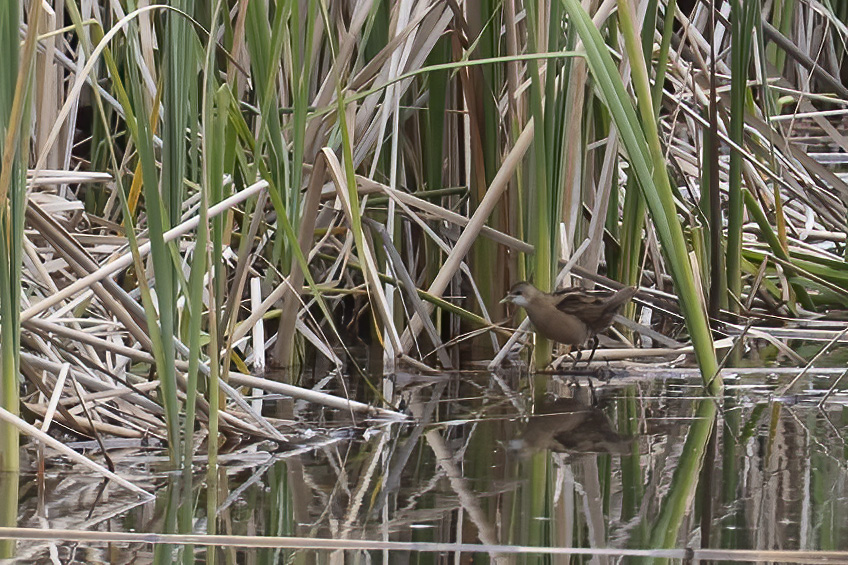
[{"x1": 500, "y1": 281, "x2": 537, "y2": 308}]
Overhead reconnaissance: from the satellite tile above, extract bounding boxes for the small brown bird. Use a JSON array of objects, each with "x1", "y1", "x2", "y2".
[{"x1": 500, "y1": 281, "x2": 638, "y2": 364}]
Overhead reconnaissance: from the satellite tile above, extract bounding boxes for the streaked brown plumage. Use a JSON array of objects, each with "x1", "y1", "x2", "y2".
[{"x1": 500, "y1": 281, "x2": 637, "y2": 358}]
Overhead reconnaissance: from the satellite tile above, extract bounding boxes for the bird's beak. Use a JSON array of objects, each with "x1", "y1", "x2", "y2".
[{"x1": 500, "y1": 295, "x2": 513, "y2": 304}]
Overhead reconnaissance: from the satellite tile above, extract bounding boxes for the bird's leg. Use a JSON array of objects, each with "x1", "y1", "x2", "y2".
[
  {"x1": 570, "y1": 346, "x2": 583, "y2": 369},
  {"x1": 584, "y1": 335, "x2": 600, "y2": 365}
]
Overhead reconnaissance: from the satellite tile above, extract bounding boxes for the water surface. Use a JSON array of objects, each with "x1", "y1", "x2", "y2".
[{"x1": 10, "y1": 367, "x2": 848, "y2": 562}]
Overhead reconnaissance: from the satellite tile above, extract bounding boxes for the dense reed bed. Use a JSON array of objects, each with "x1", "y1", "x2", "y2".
[{"x1": 0, "y1": 2, "x2": 846, "y2": 543}]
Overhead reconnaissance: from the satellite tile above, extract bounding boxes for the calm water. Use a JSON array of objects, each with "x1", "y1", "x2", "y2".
[{"x1": 8, "y1": 366, "x2": 848, "y2": 562}]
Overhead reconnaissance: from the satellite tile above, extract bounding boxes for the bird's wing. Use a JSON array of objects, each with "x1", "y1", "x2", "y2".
[{"x1": 551, "y1": 287, "x2": 610, "y2": 316}]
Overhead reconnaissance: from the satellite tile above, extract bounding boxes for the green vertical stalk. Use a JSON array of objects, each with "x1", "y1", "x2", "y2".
[
  {"x1": 0, "y1": 0, "x2": 33, "y2": 483},
  {"x1": 701, "y1": 2, "x2": 724, "y2": 318},
  {"x1": 424, "y1": 37, "x2": 449, "y2": 307},
  {"x1": 604, "y1": 136, "x2": 623, "y2": 277},
  {"x1": 615, "y1": 9, "x2": 641, "y2": 292},
  {"x1": 186, "y1": 81, "x2": 227, "y2": 468},
  {"x1": 124, "y1": 37, "x2": 182, "y2": 464},
  {"x1": 617, "y1": 0, "x2": 720, "y2": 383},
  {"x1": 86, "y1": 9, "x2": 190, "y2": 469},
  {"x1": 727, "y1": 0, "x2": 759, "y2": 314},
  {"x1": 765, "y1": 0, "x2": 795, "y2": 73},
  {"x1": 0, "y1": 9, "x2": 40, "y2": 555},
  {"x1": 181, "y1": 4, "x2": 225, "y2": 561},
  {"x1": 273, "y1": 0, "x2": 318, "y2": 369},
  {"x1": 205, "y1": 95, "x2": 223, "y2": 553},
  {"x1": 651, "y1": 0, "x2": 677, "y2": 117},
  {"x1": 205, "y1": 76, "x2": 225, "y2": 565},
  {"x1": 618, "y1": 0, "x2": 675, "y2": 297},
  {"x1": 0, "y1": 0, "x2": 28, "y2": 554},
  {"x1": 425, "y1": 38, "x2": 448, "y2": 198},
  {"x1": 563, "y1": 0, "x2": 720, "y2": 387},
  {"x1": 702, "y1": 100, "x2": 725, "y2": 317},
  {"x1": 244, "y1": 0, "x2": 293, "y2": 284},
  {"x1": 618, "y1": 0, "x2": 673, "y2": 303},
  {"x1": 525, "y1": 2, "x2": 552, "y2": 373},
  {"x1": 619, "y1": 177, "x2": 646, "y2": 288},
  {"x1": 164, "y1": 1, "x2": 197, "y2": 556},
  {"x1": 0, "y1": 116, "x2": 20, "y2": 478},
  {"x1": 163, "y1": 0, "x2": 192, "y2": 229},
  {"x1": 285, "y1": 0, "x2": 304, "y2": 218},
  {"x1": 206, "y1": 297, "x2": 221, "y2": 565},
  {"x1": 288, "y1": 0, "x2": 314, "y2": 242},
  {"x1": 546, "y1": 0, "x2": 569, "y2": 275},
  {"x1": 470, "y1": 0, "x2": 503, "y2": 316}
]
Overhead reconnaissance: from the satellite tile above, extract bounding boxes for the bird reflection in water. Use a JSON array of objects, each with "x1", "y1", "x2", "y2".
[{"x1": 509, "y1": 397, "x2": 632, "y2": 456}]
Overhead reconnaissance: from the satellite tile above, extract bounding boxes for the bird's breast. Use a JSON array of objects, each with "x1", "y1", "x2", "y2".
[{"x1": 527, "y1": 310, "x2": 590, "y2": 345}]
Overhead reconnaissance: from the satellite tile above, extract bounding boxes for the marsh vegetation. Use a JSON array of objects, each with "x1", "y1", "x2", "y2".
[{"x1": 1, "y1": 0, "x2": 847, "y2": 561}]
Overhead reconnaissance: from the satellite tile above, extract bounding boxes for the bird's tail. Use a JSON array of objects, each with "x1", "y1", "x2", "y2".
[{"x1": 604, "y1": 286, "x2": 638, "y2": 311}]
